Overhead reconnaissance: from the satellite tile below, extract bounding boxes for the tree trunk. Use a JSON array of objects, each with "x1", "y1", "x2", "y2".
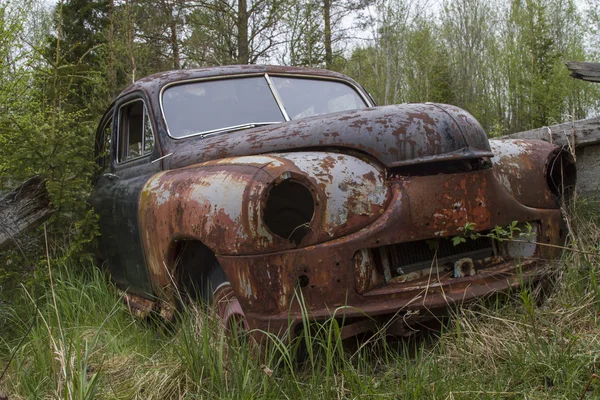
[
  {"x1": 170, "y1": 19, "x2": 180, "y2": 69},
  {"x1": 237, "y1": 0, "x2": 249, "y2": 64},
  {"x1": 0, "y1": 177, "x2": 54, "y2": 252},
  {"x1": 127, "y1": 0, "x2": 137, "y2": 83},
  {"x1": 165, "y1": 0, "x2": 180, "y2": 69},
  {"x1": 323, "y1": 0, "x2": 332, "y2": 69},
  {"x1": 107, "y1": 0, "x2": 117, "y2": 98}
]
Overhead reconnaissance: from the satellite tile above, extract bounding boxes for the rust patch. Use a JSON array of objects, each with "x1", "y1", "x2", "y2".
[
  {"x1": 100, "y1": 65, "x2": 570, "y2": 341},
  {"x1": 215, "y1": 167, "x2": 565, "y2": 337}
]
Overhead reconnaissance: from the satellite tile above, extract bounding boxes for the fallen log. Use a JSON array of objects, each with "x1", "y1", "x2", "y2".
[{"x1": 0, "y1": 176, "x2": 54, "y2": 252}]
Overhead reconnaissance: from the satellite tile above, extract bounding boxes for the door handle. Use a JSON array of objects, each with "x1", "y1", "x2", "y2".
[{"x1": 103, "y1": 173, "x2": 119, "y2": 181}]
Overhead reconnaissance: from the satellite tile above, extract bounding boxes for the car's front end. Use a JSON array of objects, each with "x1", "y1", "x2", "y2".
[{"x1": 218, "y1": 155, "x2": 568, "y2": 337}]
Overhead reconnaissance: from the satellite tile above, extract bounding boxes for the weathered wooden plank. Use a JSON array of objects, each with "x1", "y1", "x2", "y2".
[
  {"x1": 505, "y1": 117, "x2": 600, "y2": 147},
  {"x1": 0, "y1": 176, "x2": 54, "y2": 251},
  {"x1": 566, "y1": 61, "x2": 600, "y2": 83}
]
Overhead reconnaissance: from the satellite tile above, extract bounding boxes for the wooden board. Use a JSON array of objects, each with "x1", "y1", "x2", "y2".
[
  {"x1": 566, "y1": 61, "x2": 600, "y2": 83},
  {"x1": 505, "y1": 117, "x2": 600, "y2": 147}
]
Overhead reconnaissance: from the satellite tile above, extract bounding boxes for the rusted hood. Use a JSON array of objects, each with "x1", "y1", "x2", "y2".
[{"x1": 168, "y1": 103, "x2": 492, "y2": 169}]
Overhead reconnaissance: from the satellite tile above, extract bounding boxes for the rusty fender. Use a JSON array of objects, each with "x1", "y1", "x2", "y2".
[
  {"x1": 489, "y1": 139, "x2": 576, "y2": 209},
  {"x1": 138, "y1": 152, "x2": 390, "y2": 297}
]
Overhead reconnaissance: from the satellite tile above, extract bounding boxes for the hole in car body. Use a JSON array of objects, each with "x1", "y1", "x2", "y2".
[{"x1": 263, "y1": 180, "x2": 315, "y2": 245}]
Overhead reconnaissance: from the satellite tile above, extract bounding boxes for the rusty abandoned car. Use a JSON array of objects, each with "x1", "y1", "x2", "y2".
[{"x1": 91, "y1": 65, "x2": 575, "y2": 338}]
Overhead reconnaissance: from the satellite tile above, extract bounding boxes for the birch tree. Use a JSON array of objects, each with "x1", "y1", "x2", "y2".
[{"x1": 185, "y1": 0, "x2": 284, "y2": 65}]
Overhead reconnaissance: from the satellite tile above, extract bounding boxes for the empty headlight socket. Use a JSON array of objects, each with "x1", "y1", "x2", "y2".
[
  {"x1": 263, "y1": 173, "x2": 317, "y2": 246},
  {"x1": 546, "y1": 148, "x2": 576, "y2": 203}
]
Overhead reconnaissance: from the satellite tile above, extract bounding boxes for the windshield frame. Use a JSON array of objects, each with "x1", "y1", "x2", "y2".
[{"x1": 159, "y1": 72, "x2": 373, "y2": 140}]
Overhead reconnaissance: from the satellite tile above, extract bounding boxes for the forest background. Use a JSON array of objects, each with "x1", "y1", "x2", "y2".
[
  {"x1": 2, "y1": 0, "x2": 600, "y2": 397},
  {"x1": 1, "y1": 0, "x2": 600, "y2": 262}
]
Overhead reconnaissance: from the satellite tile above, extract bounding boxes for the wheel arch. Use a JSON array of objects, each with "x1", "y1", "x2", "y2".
[{"x1": 169, "y1": 238, "x2": 225, "y2": 303}]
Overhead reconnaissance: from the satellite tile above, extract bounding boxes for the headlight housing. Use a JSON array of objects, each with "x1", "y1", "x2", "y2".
[
  {"x1": 490, "y1": 139, "x2": 576, "y2": 208},
  {"x1": 264, "y1": 179, "x2": 315, "y2": 245},
  {"x1": 260, "y1": 152, "x2": 390, "y2": 247}
]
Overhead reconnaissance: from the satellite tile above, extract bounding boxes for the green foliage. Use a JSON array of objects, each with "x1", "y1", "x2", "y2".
[
  {"x1": 0, "y1": 1, "x2": 106, "y2": 302},
  {"x1": 344, "y1": 0, "x2": 599, "y2": 134},
  {"x1": 44, "y1": 0, "x2": 111, "y2": 107},
  {"x1": 0, "y1": 86, "x2": 100, "y2": 258},
  {"x1": 0, "y1": 2, "x2": 600, "y2": 396},
  {"x1": 452, "y1": 220, "x2": 535, "y2": 246},
  {"x1": 451, "y1": 222, "x2": 475, "y2": 246},
  {"x1": 279, "y1": 0, "x2": 327, "y2": 67},
  {"x1": 0, "y1": 260, "x2": 140, "y2": 399}
]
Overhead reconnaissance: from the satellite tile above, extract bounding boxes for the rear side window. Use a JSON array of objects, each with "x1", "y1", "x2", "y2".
[
  {"x1": 118, "y1": 100, "x2": 155, "y2": 162},
  {"x1": 95, "y1": 115, "x2": 113, "y2": 171}
]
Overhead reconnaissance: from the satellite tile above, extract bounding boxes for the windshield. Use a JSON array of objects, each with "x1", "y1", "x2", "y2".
[
  {"x1": 162, "y1": 74, "x2": 368, "y2": 139},
  {"x1": 271, "y1": 76, "x2": 367, "y2": 120},
  {"x1": 162, "y1": 76, "x2": 284, "y2": 138}
]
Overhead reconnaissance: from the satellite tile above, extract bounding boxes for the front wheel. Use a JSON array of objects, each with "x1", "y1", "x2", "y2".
[
  {"x1": 174, "y1": 241, "x2": 248, "y2": 335},
  {"x1": 211, "y1": 281, "x2": 249, "y2": 336}
]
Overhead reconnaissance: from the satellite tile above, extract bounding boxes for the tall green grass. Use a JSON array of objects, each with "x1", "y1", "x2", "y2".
[{"x1": 2, "y1": 203, "x2": 600, "y2": 399}]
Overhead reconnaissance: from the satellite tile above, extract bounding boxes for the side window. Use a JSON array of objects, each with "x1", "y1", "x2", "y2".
[
  {"x1": 102, "y1": 118, "x2": 113, "y2": 169},
  {"x1": 144, "y1": 111, "x2": 155, "y2": 153},
  {"x1": 118, "y1": 100, "x2": 154, "y2": 162},
  {"x1": 95, "y1": 114, "x2": 113, "y2": 172}
]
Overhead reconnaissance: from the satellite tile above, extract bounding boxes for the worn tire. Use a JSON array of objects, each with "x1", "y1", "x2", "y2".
[
  {"x1": 175, "y1": 243, "x2": 247, "y2": 334},
  {"x1": 175, "y1": 242, "x2": 224, "y2": 304}
]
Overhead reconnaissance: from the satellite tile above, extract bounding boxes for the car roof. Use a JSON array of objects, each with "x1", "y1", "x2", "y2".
[{"x1": 119, "y1": 65, "x2": 358, "y2": 98}]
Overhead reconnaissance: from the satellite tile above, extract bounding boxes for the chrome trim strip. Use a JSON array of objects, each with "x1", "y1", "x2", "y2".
[
  {"x1": 151, "y1": 152, "x2": 173, "y2": 164},
  {"x1": 265, "y1": 73, "x2": 290, "y2": 122},
  {"x1": 159, "y1": 72, "x2": 374, "y2": 140},
  {"x1": 197, "y1": 122, "x2": 281, "y2": 139}
]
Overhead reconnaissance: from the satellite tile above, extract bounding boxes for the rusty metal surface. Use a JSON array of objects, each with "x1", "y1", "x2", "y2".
[
  {"x1": 490, "y1": 139, "x2": 569, "y2": 208},
  {"x1": 119, "y1": 290, "x2": 154, "y2": 318},
  {"x1": 215, "y1": 167, "x2": 565, "y2": 335},
  {"x1": 231, "y1": 250, "x2": 556, "y2": 337},
  {"x1": 119, "y1": 65, "x2": 361, "y2": 99},
  {"x1": 167, "y1": 103, "x2": 492, "y2": 170},
  {"x1": 120, "y1": 66, "x2": 492, "y2": 170},
  {"x1": 117, "y1": 66, "x2": 374, "y2": 156},
  {"x1": 137, "y1": 142, "x2": 566, "y2": 334}
]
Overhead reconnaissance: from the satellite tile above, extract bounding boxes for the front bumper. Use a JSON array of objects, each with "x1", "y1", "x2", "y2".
[
  {"x1": 243, "y1": 257, "x2": 548, "y2": 336},
  {"x1": 218, "y1": 169, "x2": 566, "y2": 335}
]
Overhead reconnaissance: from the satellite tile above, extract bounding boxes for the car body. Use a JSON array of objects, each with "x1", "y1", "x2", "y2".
[{"x1": 91, "y1": 65, "x2": 575, "y2": 337}]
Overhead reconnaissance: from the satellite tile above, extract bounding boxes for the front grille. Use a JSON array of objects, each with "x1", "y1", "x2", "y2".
[{"x1": 373, "y1": 236, "x2": 494, "y2": 277}]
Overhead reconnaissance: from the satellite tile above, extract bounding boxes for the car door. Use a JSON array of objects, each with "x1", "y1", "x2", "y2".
[
  {"x1": 91, "y1": 106, "x2": 115, "y2": 270},
  {"x1": 91, "y1": 93, "x2": 162, "y2": 297}
]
